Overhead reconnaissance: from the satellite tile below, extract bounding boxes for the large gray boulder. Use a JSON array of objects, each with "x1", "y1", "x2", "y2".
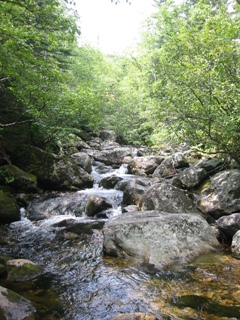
[
  {"x1": 0, "y1": 286, "x2": 36, "y2": 320},
  {"x1": 93, "y1": 147, "x2": 133, "y2": 165},
  {"x1": 71, "y1": 152, "x2": 92, "y2": 173},
  {"x1": 99, "y1": 130, "x2": 117, "y2": 141},
  {"x1": 231, "y1": 230, "x2": 240, "y2": 259},
  {"x1": 179, "y1": 166, "x2": 208, "y2": 188},
  {"x1": 195, "y1": 157, "x2": 227, "y2": 175},
  {"x1": 128, "y1": 156, "x2": 164, "y2": 175},
  {"x1": 12, "y1": 146, "x2": 93, "y2": 191},
  {"x1": 122, "y1": 180, "x2": 146, "y2": 206},
  {"x1": 216, "y1": 213, "x2": 240, "y2": 240},
  {"x1": 103, "y1": 211, "x2": 220, "y2": 271},
  {"x1": 153, "y1": 153, "x2": 189, "y2": 178},
  {"x1": 139, "y1": 182, "x2": 199, "y2": 213},
  {"x1": 197, "y1": 169, "x2": 240, "y2": 219}
]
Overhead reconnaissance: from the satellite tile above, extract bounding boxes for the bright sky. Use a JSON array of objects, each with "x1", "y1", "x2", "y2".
[{"x1": 75, "y1": 0, "x2": 156, "y2": 54}]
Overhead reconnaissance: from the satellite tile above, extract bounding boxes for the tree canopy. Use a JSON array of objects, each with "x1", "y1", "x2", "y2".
[
  {"x1": 137, "y1": 0, "x2": 240, "y2": 161},
  {"x1": 0, "y1": 0, "x2": 240, "y2": 164}
]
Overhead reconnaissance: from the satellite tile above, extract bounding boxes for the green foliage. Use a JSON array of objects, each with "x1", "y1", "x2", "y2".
[
  {"x1": 1, "y1": 0, "x2": 239, "y2": 163},
  {"x1": 97, "y1": 55, "x2": 154, "y2": 145},
  {"x1": 136, "y1": 0, "x2": 240, "y2": 161},
  {"x1": 0, "y1": 0, "x2": 110, "y2": 157}
]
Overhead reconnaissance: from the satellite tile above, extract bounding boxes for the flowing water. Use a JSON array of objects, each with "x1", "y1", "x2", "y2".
[{"x1": 0, "y1": 163, "x2": 239, "y2": 320}]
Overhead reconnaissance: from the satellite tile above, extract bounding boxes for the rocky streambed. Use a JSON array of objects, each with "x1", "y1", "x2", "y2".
[{"x1": 0, "y1": 133, "x2": 240, "y2": 319}]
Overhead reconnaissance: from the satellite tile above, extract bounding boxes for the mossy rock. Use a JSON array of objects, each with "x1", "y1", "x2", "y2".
[
  {"x1": 11, "y1": 145, "x2": 55, "y2": 178},
  {"x1": 0, "y1": 165, "x2": 38, "y2": 192},
  {"x1": 7, "y1": 259, "x2": 43, "y2": 282},
  {"x1": 0, "y1": 285, "x2": 36, "y2": 319},
  {"x1": 0, "y1": 191, "x2": 20, "y2": 224},
  {"x1": 12, "y1": 145, "x2": 93, "y2": 190},
  {"x1": 198, "y1": 179, "x2": 211, "y2": 193}
]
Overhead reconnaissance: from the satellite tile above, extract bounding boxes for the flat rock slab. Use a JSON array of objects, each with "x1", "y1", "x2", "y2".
[{"x1": 103, "y1": 211, "x2": 220, "y2": 272}]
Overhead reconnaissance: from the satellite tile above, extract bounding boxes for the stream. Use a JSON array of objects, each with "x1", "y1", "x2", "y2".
[{"x1": 0, "y1": 162, "x2": 239, "y2": 320}]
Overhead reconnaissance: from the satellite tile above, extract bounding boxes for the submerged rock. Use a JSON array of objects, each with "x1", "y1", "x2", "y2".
[
  {"x1": 103, "y1": 211, "x2": 220, "y2": 272},
  {"x1": 109, "y1": 313, "x2": 159, "y2": 320},
  {"x1": 171, "y1": 294, "x2": 240, "y2": 318}
]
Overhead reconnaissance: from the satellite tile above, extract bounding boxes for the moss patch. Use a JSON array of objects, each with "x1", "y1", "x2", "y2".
[
  {"x1": 7, "y1": 260, "x2": 43, "y2": 282},
  {"x1": 0, "y1": 191, "x2": 20, "y2": 224}
]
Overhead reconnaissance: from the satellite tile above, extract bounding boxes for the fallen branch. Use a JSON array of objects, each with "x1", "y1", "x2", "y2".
[{"x1": 0, "y1": 119, "x2": 33, "y2": 127}]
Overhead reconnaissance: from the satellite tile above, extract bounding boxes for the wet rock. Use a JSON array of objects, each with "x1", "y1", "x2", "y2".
[
  {"x1": 71, "y1": 152, "x2": 92, "y2": 173},
  {"x1": 122, "y1": 181, "x2": 146, "y2": 206},
  {"x1": 195, "y1": 157, "x2": 228, "y2": 175},
  {"x1": 64, "y1": 220, "x2": 105, "y2": 235},
  {"x1": 128, "y1": 156, "x2": 164, "y2": 175},
  {"x1": 171, "y1": 294, "x2": 240, "y2": 318},
  {"x1": 216, "y1": 213, "x2": 240, "y2": 240},
  {"x1": 139, "y1": 182, "x2": 199, "y2": 213},
  {"x1": 85, "y1": 195, "x2": 112, "y2": 217},
  {"x1": 27, "y1": 193, "x2": 88, "y2": 220},
  {"x1": 122, "y1": 205, "x2": 139, "y2": 213},
  {"x1": 153, "y1": 153, "x2": 189, "y2": 178},
  {"x1": 6, "y1": 259, "x2": 43, "y2": 281},
  {"x1": 179, "y1": 166, "x2": 208, "y2": 188},
  {"x1": 231, "y1": 230, "x2": 240, "y2": 259},
  {"x1": 99, "y1": 176, "x2": 123, "y2": 189},
  {"x1": 197, "y1": 169, "x2": 240, "y2": 219},
  {"x1": 0, "y1": 165, "x2": 38, "y2": 192},
  {"x1": 0, "y1": 191, "x2": 20, "y2": 224},
  {"x1": 109, "y1": 313, "x2": 159, "y2": 320},
  {"x1": 103, "y1": 211, "x2": 220, "y2": 271},
  {"x1": 93, "y1": 147, "x2": 133, "y2": 165},
  {"x1": 0, "y1": 285, "x2": 36, "y2": 320}
]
